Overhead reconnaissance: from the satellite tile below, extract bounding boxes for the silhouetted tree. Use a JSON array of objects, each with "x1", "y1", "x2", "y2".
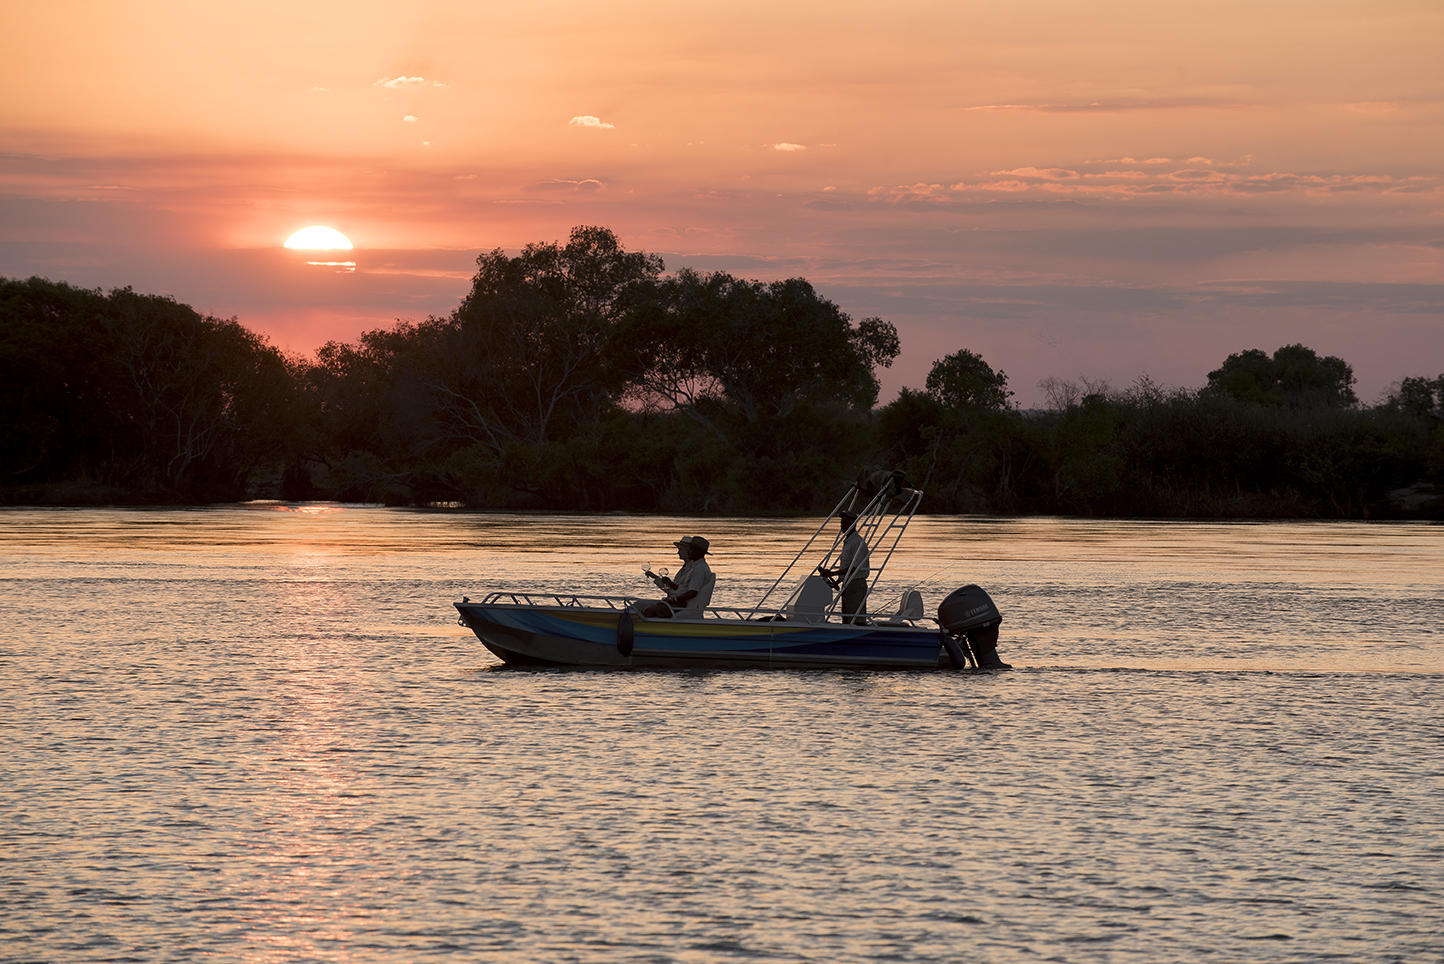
[
  {"x1": 877, "y1": 348, "x2": 1021, "y2": 508},
  {"x1": 606, "y1": 269, "x2": 900, "y2": 509},
  {"x1": 925, "y1": 348, "x2": 1013, "y2": 411},
  {"x1": 1385, "y1": 374, "x2": 1444, "y2": 420},
  {"x1": 1206, "y1": 343, "x2": 1357, "y2": 409},
  {"x1": 616, "y1": 269, "x2": 898, "y2": 441},
  {"x1": 436, "y1": 225, "x2": 665, "y2": 454},
  {"x1": 1, "y1": 277, "x2": 295, "y2": 501}
]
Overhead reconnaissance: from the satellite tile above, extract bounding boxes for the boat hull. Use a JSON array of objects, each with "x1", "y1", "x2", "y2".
[{"x1": 455, "y1": 601, "x2": 950, "y2": 670}]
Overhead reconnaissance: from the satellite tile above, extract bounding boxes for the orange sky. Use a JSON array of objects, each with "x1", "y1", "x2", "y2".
[{"x1": 3, "y1": 0, "x2": 1441, "y2": 405}]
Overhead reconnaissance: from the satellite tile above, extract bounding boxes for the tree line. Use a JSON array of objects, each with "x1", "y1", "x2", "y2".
[{"x1": 3, "y1": 226, "x2": 1441, "y2": 518}]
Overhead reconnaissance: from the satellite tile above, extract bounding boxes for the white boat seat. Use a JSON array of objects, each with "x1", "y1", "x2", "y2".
[
  {"x1": 788, "y1": 574, "x2": 833, "y2": 622},
  {"x1": 877, "y1": 589, "x2": 924, "y2": 625}
]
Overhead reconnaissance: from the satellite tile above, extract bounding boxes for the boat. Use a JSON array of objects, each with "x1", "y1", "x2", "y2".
[{"x1": 454, "y1": 470, "x2": 1011, "y2": 671}]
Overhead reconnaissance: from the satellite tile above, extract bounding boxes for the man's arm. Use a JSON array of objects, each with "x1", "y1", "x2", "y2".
[{"x1": 644, "y1": 568, "x2": 677, "y2": 590}]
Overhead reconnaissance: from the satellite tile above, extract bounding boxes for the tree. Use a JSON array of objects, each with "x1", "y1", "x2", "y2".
[
  {"x1": 296, "y1": 227, "x2": 669, "y2": 505},
  {"x1": 1385, "y1": 374, "x2": 1444, "y2": 419},
  {"x1": 0, "y1": 277, "x2": 296, "y2": 500},
  {"x1": 615, "y1": 269, "x2": 899, "y2": 440},
  {"x1": 433, "y1": 226, "x2": 665, "y2": 454},
  {"x1": 605, "y1": 269, "x2": 899, "y2": 510},
  {"x1": 0, "y1": 277, "x2": 105, "y2": 483},
  {"x1": 878, "y1": 348, "x2": 1018, "y2": 508},
  {"x1": 103, "y1": 288, "x2": 296, "y2": 496},
  {"x1": 1206, "y1": 343, "x2": 1357, "y2": 409},
  {"x1": 924, "y1": 348, "x2": 1013, "y2": 411}
]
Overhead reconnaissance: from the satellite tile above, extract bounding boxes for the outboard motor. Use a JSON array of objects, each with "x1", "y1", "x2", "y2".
[{"x1": 938, "y1": 585, "x2": 1011, "y2": 670}]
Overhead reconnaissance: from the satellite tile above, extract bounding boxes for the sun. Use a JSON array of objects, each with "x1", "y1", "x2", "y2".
[{"x1": 283, "y1": 225, "x2": 353, "y2": 251}]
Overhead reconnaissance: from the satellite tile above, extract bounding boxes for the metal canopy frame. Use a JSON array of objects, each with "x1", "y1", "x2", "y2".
[{"x1": 747, "y1": 469, "x2": 923, "y2": 620}]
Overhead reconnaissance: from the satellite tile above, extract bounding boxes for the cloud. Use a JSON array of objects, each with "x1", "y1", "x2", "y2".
[
  {"x1": 867, "y1": 182, "x2": 954, "y2": 203},
  {"x1": 1089, "y1": 155, "x2": 1255, "y2": 169},
  {"x1": 374, "y1": 76, "x2": 445, "y2": 89},
  {"x1": 866, "y1": 165, "x2": 1442, "y2": 203},
  {"x1": 993, "y1": 167, "x2": 1082, "y2": 181},
  {"x1": 1167, "y1": 169, "x2": 1222, "y2": 182},
  {"x1": 1193, "y1": 280, "x2": 1444, "y2": 313},
  {"x1": 527, "y1": 178, "x2": 606, "y2": 192},
  {"x1": 569, "y1": 115, "x2": 615, "y2": 129},
  {"x1": 963, "y1": 97, "x2": 1249, "y2": 113},
  {"x1": 402, "y1": 115, "x2": 420, "y2": 124},
  {"x1": 772, "y1": 142, "x2": 807, "y2": 152}
]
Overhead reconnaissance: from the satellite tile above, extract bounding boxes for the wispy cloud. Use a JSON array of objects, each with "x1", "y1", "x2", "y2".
[
  {"x1": 1088, "y1": 155, "x2": 1256, "y2": 170},
  {"x1": 528, "y1": 178, "x2": 606, "y2": 192},
  {"x1": 373, "y1": 76, "x2": 447, "y2": 89},
  {"x1": 772, "y1": 142, "x2": 807, "y2": 152},
  {"x1": 569, "y1": 115, "x2": 615, "y2": 129},
  {"x1": 964, "y1": 97, "x2": 1250, "y2": 113},
  {"x1": 995, "y1": 167, "x2": 1080, "y2": 181},
  {"x1": 867, "y1": 182, "x2": 956, "y2": 203},
  {"x1": 967, "y1": 96, "x2": 1440, "y2": 117},
  {"x1": 868, "y1": 164, "x2": 1442, "y2": 203},
  {"x1": 402, "y1": 115, "x2": 420, "y2": 124}
]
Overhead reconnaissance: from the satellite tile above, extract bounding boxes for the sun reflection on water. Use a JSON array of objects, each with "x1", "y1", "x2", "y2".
[{"x1": 266, "y1": 504, "x2": 344, "y2": 515}]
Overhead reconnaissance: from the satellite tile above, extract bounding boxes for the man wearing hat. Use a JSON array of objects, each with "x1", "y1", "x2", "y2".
[
  {"x1": 823, "y1": 511, "x2": 870, "y2": 624},
  {"x1": 640, "y1": 535, "x2": 715, "y2": 618}
]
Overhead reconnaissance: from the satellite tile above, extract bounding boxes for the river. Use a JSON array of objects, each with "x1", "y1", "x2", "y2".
[{"x1": 1, "y1": 506, "x2": 1440, "y2": 961}]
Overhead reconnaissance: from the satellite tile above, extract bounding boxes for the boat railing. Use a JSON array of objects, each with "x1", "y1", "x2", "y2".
[
  {"x1": 479, "y1": 591, "x2": 636, "y2": 610},
  {"x1": 477, "y1": 591, "x2": 780, "y2": 619},
  {"x1": 471, "y1": 591, "x2": 938, "y2": 628}
]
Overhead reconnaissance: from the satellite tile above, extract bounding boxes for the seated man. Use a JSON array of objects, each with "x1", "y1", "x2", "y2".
[{"x1": 639, "y1": 536, "x2": 715, "y2": 618}]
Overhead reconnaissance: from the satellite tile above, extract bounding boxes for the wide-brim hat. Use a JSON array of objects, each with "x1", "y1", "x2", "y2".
[
  {"x1": 674, "y1": 535, "x2": 709, "y2": 554},
  {"x1": 839, "y1": 510, "x2": 858, "y2": 524}
]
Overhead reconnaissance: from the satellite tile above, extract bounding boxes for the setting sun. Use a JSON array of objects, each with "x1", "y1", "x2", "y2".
[{"x1": 283, "y1": 225, "x2": 353, "y2": 251}]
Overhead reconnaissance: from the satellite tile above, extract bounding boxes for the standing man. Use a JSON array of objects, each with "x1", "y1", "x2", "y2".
[
  {"x1": 825, "y1": 511, "x2": 870, "y2": 624},
  {"x1": 640, "y1": 536, "x2": 715, "y2": 618}
]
